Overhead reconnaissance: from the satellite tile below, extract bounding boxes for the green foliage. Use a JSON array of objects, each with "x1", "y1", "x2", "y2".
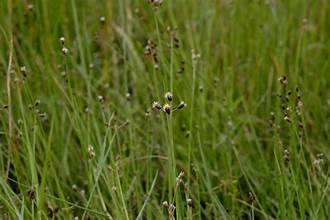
[{"x1": 0, "y1": 0, "x2": 329, "y2": 219}]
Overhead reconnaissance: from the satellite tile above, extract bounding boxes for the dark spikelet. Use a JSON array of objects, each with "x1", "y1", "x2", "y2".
[{"x1": 177, "y1": 101, "x2": 186, "y2": 110}]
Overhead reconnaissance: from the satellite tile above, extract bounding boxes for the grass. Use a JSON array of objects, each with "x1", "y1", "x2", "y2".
[{"x1": 0, "y1": 0, "x2": 329, "y2": 219}]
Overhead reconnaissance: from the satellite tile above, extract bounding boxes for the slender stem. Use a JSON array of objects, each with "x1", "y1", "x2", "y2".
[
  {"x1": 169, "y1": 32, "x2": 176, "y2": 202},
  {"x1": 5, "y1": 34, "x2": 14, "y2": 179},
  {"x1": 187, "y1": 59, "x2": 196, "y2": 186}
]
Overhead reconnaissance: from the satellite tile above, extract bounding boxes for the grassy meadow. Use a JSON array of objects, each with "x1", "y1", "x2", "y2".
[{"x1": 0, "y1": 0, "x2": 329, "y2": 219}]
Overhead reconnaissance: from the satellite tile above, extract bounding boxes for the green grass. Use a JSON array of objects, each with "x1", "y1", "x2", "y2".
[{"x1": 0, "y1": 0, "x2": 329, "y2": 219}]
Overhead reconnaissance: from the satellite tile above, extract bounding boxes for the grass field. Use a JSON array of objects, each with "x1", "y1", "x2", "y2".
[{"x1": 0, "y1": 0, "x2": 329, "y2": 219}]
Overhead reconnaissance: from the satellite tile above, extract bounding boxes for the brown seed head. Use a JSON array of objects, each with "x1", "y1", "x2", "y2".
[
  {"x1": 165, "y1": 92, "x2": 173, "y2": 102},
  {"x1": 187, "y1": 198, "x2": 193, "y2": 207},
  {"x1": 59, "y1": 37, "x2": 65, "y2": 45},
  {"x1": 177, "y1": 101, "x2": 187, "y2": 110},
  {"x1": 61, "y1": 47, "x2": 69, "y2": 55},
  {"x1": 162, "y1": 201, "x2": 169, "y2": 209},
  {"x1": 152, "y1": 101, "x2": 162, "y2": 110},
  {"x1": 163, "y1": 104, "x2": 171, "y2": 114}
]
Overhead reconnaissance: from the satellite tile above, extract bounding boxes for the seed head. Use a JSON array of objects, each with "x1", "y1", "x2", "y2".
[
  {"x1": 317, "y1": 153, "x2": 324, "y2": 158},
  {"x1": 162, "y1": 201, "x2": 169, "y2": 208},
  {"x1": 177, "y1": 61, "x2": 185, "y2": 73},
  {"x1": 191, "y1": 49, "x2": 201, "y2": 63},
  {"x1": 284, "y1": 116, "x2": 290, "y2": 122},
  {"x1": 152, "y1": 101, "x2": 162, "y2": 110},
  {"x1": 313, "y1": 153, "x2": 324, "y2": 167},
  {"x1": 59, "y1": 37, "x2": 65, "y2": 45},
  {"x1": 283, "y1": 148, "x2": 290, "y2": 161},
  {"x1": 279, "y1": 75, "x2": 288, "y2": 85},
  {"x1": 165, "y1": 92, "x2": 173, "y2": 102},
  {"x1": 313, "y1": 158, "x2": 323, "y2": 166},
  {"x1": 187, "y1": 198, "x2": 193, "y2": 207},
  {"x1": 98, "y1": 95, "x2": 105, "y2": 103},
  {"x1": 61, "y1": 47, "x2": 69, "y2": 55},
  {"x1": 79, "y1": 189, "x2": 86, "y2": 199},
  {"x1": 163, "y1": 104, "x2": 171, "y2": 114},
  {"x1": 34, "y1": 99, "x2": 40, "y2": 107},
  {"x1": 176, "y1": 171, "x2": 184, "y2": 186},
  {"x1": 126, "y1": 93, "x2": 131, "y2": 100},
  {"x1": 177, "y1": 101, "x2": 187, "y2": 110},
  {"x1": 248, "y1": 192, "x2": 256, "y2": 202},
  {"x1": 39, "y1": 112, "x2": 48, "y2": 121},
  {"x1": 88, "y1": 145, "x2": 95, "y2": 159},
  {"x1": 99, "y1": 16, "x2": 106, "y2": 23},
  {"x1": 145, "y1": 108, "x2": 151, "y2": 117},
  {"x1": 27, "y1": 4, "x2": 34, "y2": 11},
  {"x1": 20, "y1": 66, "x2": 27, "y2": 77},
  {"x1": 149, "y1": 0, "x2": 163, "y2": 8}
]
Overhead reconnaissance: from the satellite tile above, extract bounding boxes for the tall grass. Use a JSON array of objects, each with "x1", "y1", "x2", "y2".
[{"x1": 0, "y1": 0, "x2": 329, "y2": 219}]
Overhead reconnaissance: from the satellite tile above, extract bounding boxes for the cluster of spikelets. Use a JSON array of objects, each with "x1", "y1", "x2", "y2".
[
  {"x1": 162, "y1": 171, "x2": 193, "y2": 219},
  {"x1": 152, "y1": 92, "x2": 186, "y2": 115},
  {"x1": 148, "y1": 0, "x2": 164, "y2": 9}
]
